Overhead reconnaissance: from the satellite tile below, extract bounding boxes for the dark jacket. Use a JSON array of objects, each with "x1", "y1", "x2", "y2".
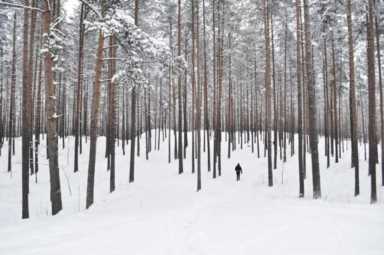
[{"x1": 235, "y1": 164, "x2": 242, "y2": 174}]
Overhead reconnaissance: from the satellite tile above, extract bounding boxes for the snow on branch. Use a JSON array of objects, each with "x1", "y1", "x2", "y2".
[
  {"x1": 0, "y1": 1, "x2": 44, "y2": 12},
  {"x1": 50, "y1": 113, "x2": 62, "y2": 120}
]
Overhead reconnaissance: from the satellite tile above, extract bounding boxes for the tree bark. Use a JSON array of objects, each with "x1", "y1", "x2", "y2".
[
  {"x1": 8, "y1": 13, "x2": 17, "y2": 174},
  {"x1": 264, "y1": 0, "x2": 273, "y2": 187},
  {"x1": 296, "y1": 0, "x2": 304, "y2": 197},
  {"x1": 43, "y1": 0, "x2": 63, "y2": 214},
  {"x1": 303, "y1": 0, "x2": 321, "y2": 199},
  {"x1": 108, "y1": 35, "x2": 117, "y2": 192},
  {"x1": 346, "y1": 0, "x2": 359, "y2": 196},
  {"x1": 177, "y1": 0, "x2": 183, "y2": 174},
  {"x1": 74, "y1": 3, "x2": 85, "y2": 173},
  {"x1": 86, "y1": 29, "x2": 104, "y2": 209},
  {"x1": 367, "y1": 0, "x2": 377, "y2": 203},
  {"x1": 22, "y1": 0, "x2": 31, "y2": 219},
  {"x1": 130, "y1": 0, "x2": 140, "y2": 183}
]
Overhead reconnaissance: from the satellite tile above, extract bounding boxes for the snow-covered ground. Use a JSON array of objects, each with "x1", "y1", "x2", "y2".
[{"x1": 0, "y1": 134, "x2": 383, "y2": 255}]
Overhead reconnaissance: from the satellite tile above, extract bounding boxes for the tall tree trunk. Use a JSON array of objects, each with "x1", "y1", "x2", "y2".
[
  {"x1": 8, "y1": 13, "x2": 17, "y2": 174},
  {"x1": 34, "y1": 52, "x2": 43, "y2": 180},
  {"x1": 0, "y1": 47, "x2": 3, "y2": 154},
  {"x1": 74, "y1": 3, "x2": 85, "y2": 173},
  {"x1": 346, "y1": 0, "x2": 359, "y2": 196},
  {"x1": 296, "y1": 0, "x2": 304, "y2": 197},
  {"x1": 203, "y1": 0, "x2": 211, "y2": 172},
  {"x1": 283, "y1": 13, "x2": 288, "y2": 163},
  {"x1": 191, "y1": 0, "x2": 196, "y2": 174},
  {"x1": 22, "y1": 0, "x2": 31, "y2": 219},
  {"x1": 122, "y1": 86, "x2": 126, "y2": 155},
  {"x1": 216, "y1": 0, "x2": 224, "y2": 177},
  {"x1": 228, "y1": 33, "x2": 233, "y2": 159},
  {"x1": 108, "y1": 35, "x2": 117, "y2": 192},
  {"x1": 129, "y1": 85, "x2": 137, "y2": 181},
  {"x1": 374, "y1": 0, "x2": 384, "y2": 186},
  {"x1": 130, "y1": 0, "x2": 140, "y2": 183},
  {"x1": 367, "y1": 0, "x2": 377, "y2": 203},
  {"x1": 264, "y1": 0, "x2": 273, "y2": 187},
  {"x1": 212, "y1": 0, "x2": 217, "y2": 179},
  {"x1": 28, "y1": 0, "x2": 37, "y2": 175},
  {"x1": 331, "y1": 24, "x2": 339, "y2": 163},
  {"x1": 303, "y1": 0, "x2": 321, "y2": 199},
  {"x1": 194, "y1": 0, "x2": 202, "y2": 191},
  {"x1": 183, "y1": 32, "x2": 188, "y2": 157},
  {"x1": 323, "y1": 38, "x2": 330, "y2": 168},
  {"x1": 271, "y1": 12, "x2": 277, "y2": 170},
  {"x1": 86, "y1": 28, "x2": 104, "y2": 208},
  {"x1": 43, "y1": 0, "x2": 63, "y2": 214},
  {"x1": 177, "y1": 0, "x2": 183, "y2": 174}
]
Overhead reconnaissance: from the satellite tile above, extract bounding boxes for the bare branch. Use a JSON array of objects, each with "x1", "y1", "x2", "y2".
[
  {"x1": 0, "y1": 1, "x2": 44, "y2": 12},
  {"x1": 78, "y1": 0, "x2": 102, "y2": 20}
]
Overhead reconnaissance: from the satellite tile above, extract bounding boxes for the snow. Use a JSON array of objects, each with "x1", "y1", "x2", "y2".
[
  {"x1": 0, "y1": 134, "x2": 383, "y2": 255},
  {"x1": 51, "y1": 113, "x2": 61, "y2": 119}
]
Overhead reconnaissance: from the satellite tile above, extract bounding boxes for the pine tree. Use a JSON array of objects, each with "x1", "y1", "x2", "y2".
[
  {"x1": 74, "y1": 3, "x2": 86, "y2": 173},
  {"x1": 108, "y1": 34, "x2": 117, "y2": 193},
  {"x1": 86, "y1": 1, "x2": 105, "y2": 209},
  {"x1": 8, "y1": 13, "x2": 16, "y2": 174},
  {"x1": 346, "y1": 0, "x2": 359, "y2": 196},
  {"x1": 129, "y1": 0, "x2": 140, "y2": 184},
  {"x1": 177, "y1": 0, "x2": 183, "y2": 175},
  {"x1": 21, "y1": 0, "x2": 31, "y2": 219},
  {"x1": 367, "y1": 0, "x2": 377, "y2": 203},
  {"x1": 374, "y1": 0, "x2": 384, "y2": 187},
  {"x1": 264, "y1": 0, "x2": 273, "y2": 187},
  {"x1": 303, "y1": 0, "x2": 321, "y2": 199},
  {"x1": 43, "y1": 0, "x2": 63, "y2": 215},
  {"x1": 296, "y1": 0, "x2": 304, "y2": 197}
]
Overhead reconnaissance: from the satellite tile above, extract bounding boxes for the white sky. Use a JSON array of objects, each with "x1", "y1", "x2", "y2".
[{"x1": 63, "y1": 0, "x2": 80, "y2": 18}]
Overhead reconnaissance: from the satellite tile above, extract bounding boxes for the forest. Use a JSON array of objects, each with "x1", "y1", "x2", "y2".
[{"x1": 0, "y1": 0, "x2": 383, "y2": 254}]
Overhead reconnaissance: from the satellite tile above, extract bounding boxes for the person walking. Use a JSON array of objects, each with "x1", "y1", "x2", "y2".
[{"x1": 235, "y1": 163, "x2": 243, "y2": 181}]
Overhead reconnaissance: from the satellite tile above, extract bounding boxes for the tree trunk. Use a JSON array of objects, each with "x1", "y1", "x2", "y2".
[
  {"x1": 28, "y1": 0, "x2": 37, "y2": 175},
  {"x1": 74, "y1": 3, "x2": 85, "y2": 173},
  {"x1": 177, "y1": 0, "x2": 183, "y2": 174},
  {"x1": 264, "y1": 0, "x2": 273, "y2": 187},
  {"x1": 374, "y1": 0, "x2": 384, "y2": 187},
  {"x1": 86, "y1": 29, "x2": 104, "y2": 209},
  {"x1": 22, "y1": 0, "x2": 31, "y2": 219},
  {"x1": 203, "y1": 0, "x2": 211, "y2": 171},
  {"x1": 43, "y1": 0, "x2": 63, "y2": 214},
  {"x1": 296, "y1": 0, "x2": 304, "y2": 197},
  {"x1": 0, "y1": 47, "x2": 3, "y2": 154},
  {"x1": 108, "y1": 35, "x2": 117, "y2": 192},
  {"x1": 8, "y1": 13, "x2": 17, "y2": 174},
  {"x1": 130, "y1": 0, "x2": 140, "y2": 183},
  {"x1": 367, "y1": 0, "x2": 377, "y2": 203},
  {"x1": 303, "y1": 0, "x2": 321, "y2": 199},
  {"x1": 346, "y1": 0, "x2": 359, "y2": 196}
]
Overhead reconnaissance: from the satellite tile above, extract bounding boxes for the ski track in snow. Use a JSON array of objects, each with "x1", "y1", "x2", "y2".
[{"x1": 0, "y1": 134, "x2": 383, "y2": 255}]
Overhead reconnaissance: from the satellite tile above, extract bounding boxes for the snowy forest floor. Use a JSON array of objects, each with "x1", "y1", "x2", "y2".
[{"x1": 0, "y1": 133, "x2": 383, "y2": 255}]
